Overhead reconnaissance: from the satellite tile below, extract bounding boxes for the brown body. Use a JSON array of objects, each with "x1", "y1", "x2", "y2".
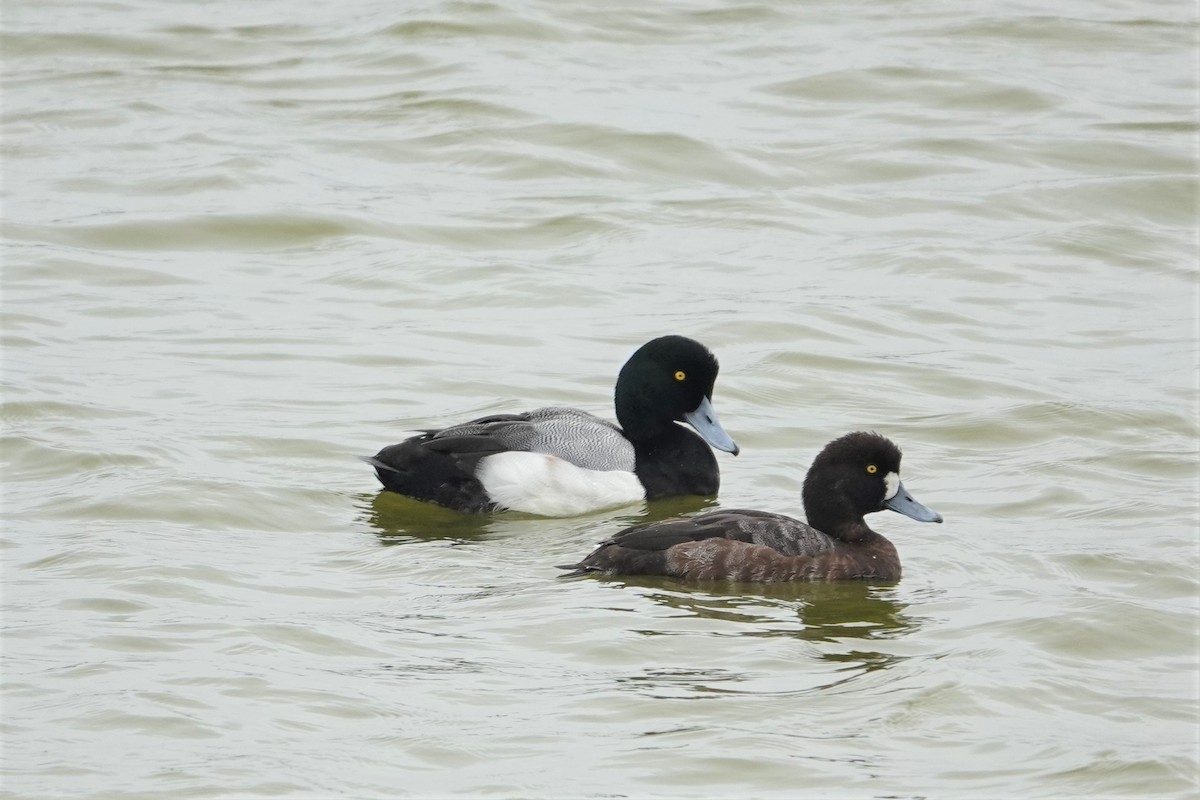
[
  {"x1": 568, "y1": 509, "x2": 901, "y2": 583},
  {"x1": 563, "y1": 432, "x2": 941, "y2": 584},
  {"x1": 661, "y1": 528, "x2": 900, "y2": 582}
]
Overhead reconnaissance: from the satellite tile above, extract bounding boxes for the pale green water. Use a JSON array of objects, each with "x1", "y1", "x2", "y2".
[{"x1": 3, "y1": 0, "x2": 1198, "y2": 797}]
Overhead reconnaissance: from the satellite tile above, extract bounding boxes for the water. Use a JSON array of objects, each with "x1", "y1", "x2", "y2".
[{"x1": 3, "y1": 0, "x2": 1197, "y2": 797}]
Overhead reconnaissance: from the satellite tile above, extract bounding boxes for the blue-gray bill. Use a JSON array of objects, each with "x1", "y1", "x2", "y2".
[
  {"x1": 884, "y1": 481, "x2": 943, "y2": 523},
  {"x1": 683, "y1": 395, "x2": 739, "y2": 455}
]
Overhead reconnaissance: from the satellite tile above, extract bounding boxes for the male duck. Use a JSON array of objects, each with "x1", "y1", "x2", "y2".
[
  {"x1": 363, "y1": 335, "x2": 739, "y2": 516},
  {"x1": 562, "y1": 431, "x2": 942, "y2": 582}
]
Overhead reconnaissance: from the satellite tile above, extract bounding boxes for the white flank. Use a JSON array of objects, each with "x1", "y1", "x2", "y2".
[
  {"x1": 477, "y1": 452, "x2": 645, "y2": 516},
  {"x1": 883, "y1": 471, "x2": 900, "y2": 501}
]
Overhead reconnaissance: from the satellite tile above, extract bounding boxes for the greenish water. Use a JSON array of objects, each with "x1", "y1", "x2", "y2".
[{"x1": 3, "y1": 0, "x2": 1197, "y2": 797}]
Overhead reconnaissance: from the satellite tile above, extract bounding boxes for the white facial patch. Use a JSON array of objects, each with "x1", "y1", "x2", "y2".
[
  {"x1": 477, "y1": 452, "x2": 645, "y2": 516},
  {"x1": 883, "y1": 471, "x2": 900, "y2": 501}
]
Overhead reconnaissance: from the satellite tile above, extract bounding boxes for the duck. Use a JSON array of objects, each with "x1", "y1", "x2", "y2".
[
  {"x1": 362, "y1": 335, "x2": 739, "y2": 516},
  {"x1": 561, "y1": 431, "x2": 942, "y2": 582}
]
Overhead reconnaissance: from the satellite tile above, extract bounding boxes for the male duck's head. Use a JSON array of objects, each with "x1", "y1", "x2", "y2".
[{"x1": 615, "y1": 335, "x2": 738, "y2": 455}]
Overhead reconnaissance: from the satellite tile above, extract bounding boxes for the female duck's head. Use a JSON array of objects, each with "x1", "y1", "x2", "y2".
[{"x1": 802, "y1": 431, "x2": 941, "y2": 541}]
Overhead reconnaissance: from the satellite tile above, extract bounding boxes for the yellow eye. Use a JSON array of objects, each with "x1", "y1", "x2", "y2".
[
  {"x1": 674, "y1": 370, "x2": 686, "y2": 381},
  {"x1": 866, "y1": 464, "x2": 878, "y2": 474}
]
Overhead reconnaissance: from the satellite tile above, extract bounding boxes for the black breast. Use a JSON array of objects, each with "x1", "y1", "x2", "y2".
[{"x1": 633, "y1": 426, "x2": 720, "y2": 499}]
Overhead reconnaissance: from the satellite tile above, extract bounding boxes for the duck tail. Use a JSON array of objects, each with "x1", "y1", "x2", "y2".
[{"x1": 358, "y1": 455, "x2": 398, "y2": 473}]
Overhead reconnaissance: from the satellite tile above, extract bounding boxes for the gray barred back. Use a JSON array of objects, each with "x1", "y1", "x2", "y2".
[{"x1": 430, "y1": 406, "x2": 636, "y2": 472}]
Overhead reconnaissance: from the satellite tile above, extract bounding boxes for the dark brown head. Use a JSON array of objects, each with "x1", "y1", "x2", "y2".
[{"x1": 802, "y1": 431, "x2": 942, "y2": 541}]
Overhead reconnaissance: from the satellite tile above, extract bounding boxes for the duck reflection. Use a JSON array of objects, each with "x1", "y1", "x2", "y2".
[
  {"x1": 358, "y1": 491, "x2": 495, "y2": 544},
  {"x1": 359, "y1": 491, "x2": 717, "y2": 546},
  {"x1": 606, "y1": 582, "x2": 916, "y2": 698},
  {"x1": 593, "y1": 494, "x2": 719, "y2": 528},
  {"x1": 623, "y1": 580, "x2": 916, "y2": 644}
]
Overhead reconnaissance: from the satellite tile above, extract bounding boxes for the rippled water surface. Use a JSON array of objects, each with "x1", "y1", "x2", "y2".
[{"x1": 3, "y1": 0, "x2": 1198, "y2": 797}]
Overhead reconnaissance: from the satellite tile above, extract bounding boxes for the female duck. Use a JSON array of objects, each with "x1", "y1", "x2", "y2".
[
  {"x1": 563, "y1": 431, "x2": 941, "y2": 582},
  {"x1": 363, "y1": 335, "x2": 739, "y2": 516}
]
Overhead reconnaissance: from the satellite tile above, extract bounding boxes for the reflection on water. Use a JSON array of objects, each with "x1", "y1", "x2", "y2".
[
  {"x1": 783, "y1": 583, "x2": 914, "y2": 644},
  {"x1": 599, "y1": 577, "x2": 915, "y2": 643},
  {"x1": 599, "y1": 580, "x2": 917, "y2": 698},
  {"x1": 614, "y1": 495, "x2": 722, "y2": 526},
  {"x1": 360, "y1": 488, "x2": 718, "y2": 544},
  {"x1": 359, "y1": 490, "x2": 495, "y2": 544}
]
